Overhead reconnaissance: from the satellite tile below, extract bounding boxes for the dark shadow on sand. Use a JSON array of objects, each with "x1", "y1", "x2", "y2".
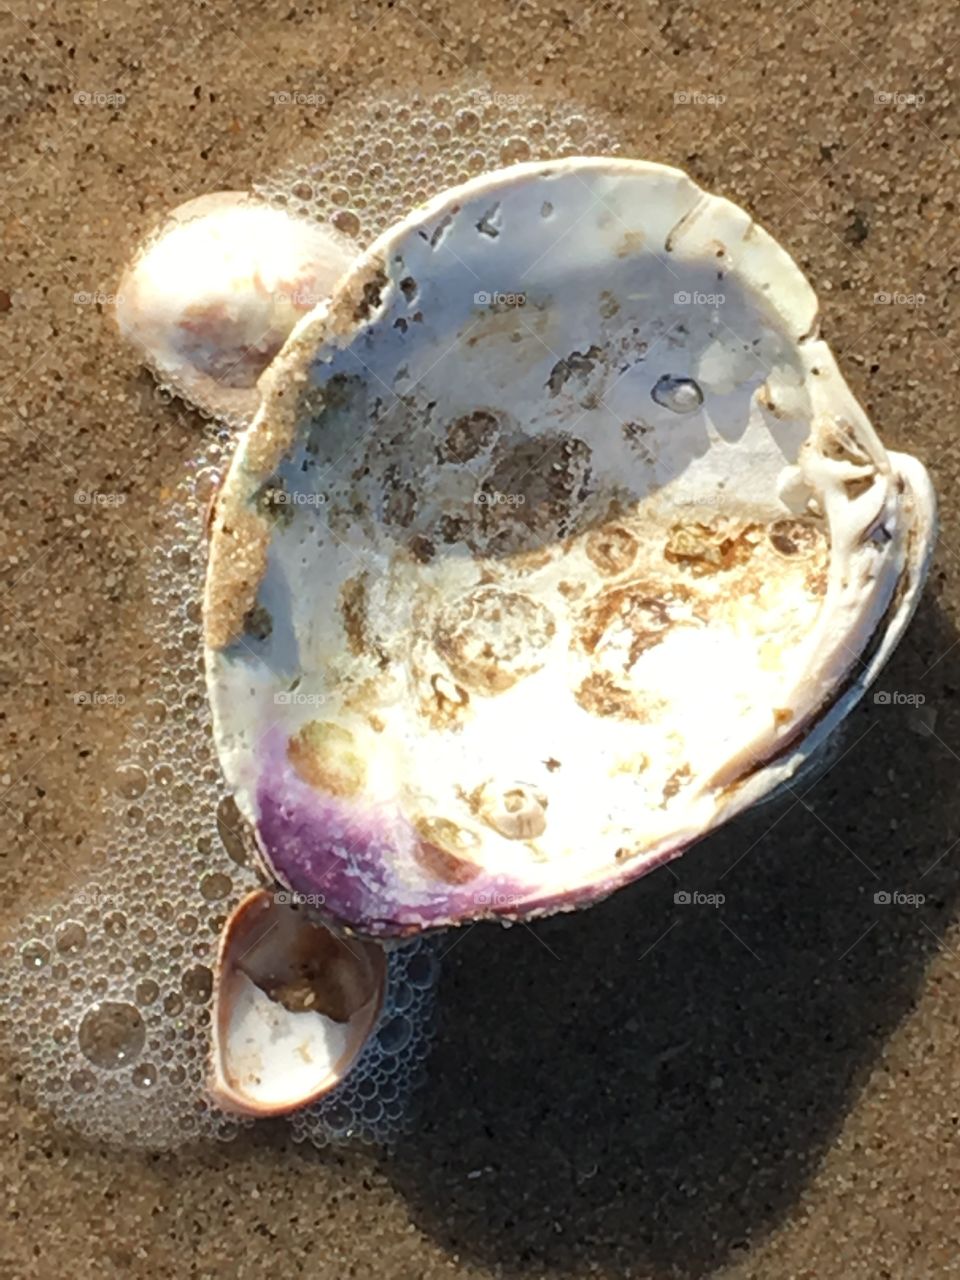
[{"x1": 380, "y1": 587, "x2": 960, "y2": 1278}]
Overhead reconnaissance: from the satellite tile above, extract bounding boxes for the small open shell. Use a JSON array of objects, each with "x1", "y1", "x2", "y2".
[
  {"x1": 203, "y1": 157, "x2": 935, "y2": 937},
  {"x1": 209, "y1": 889, "x2": 386, "y2": 1116},
  {"x1": 116, "y1": 192, "x2": 354, "y2": 422}
]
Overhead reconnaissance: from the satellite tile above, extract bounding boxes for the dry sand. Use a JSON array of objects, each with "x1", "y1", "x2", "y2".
[{"x1": 2, "y1": 1, "x2": 960, "y2": 1276}]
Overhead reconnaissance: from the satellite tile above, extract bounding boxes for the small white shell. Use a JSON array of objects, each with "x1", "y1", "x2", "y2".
[
  {"x1": 209, "y1": 889, "x2": 385, "y2": 1116},
  {"x1": 116, "y1": 192, "x2": 355, "y2": 423}
]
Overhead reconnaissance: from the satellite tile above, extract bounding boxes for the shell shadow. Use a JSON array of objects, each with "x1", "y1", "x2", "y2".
[{"x1": 379, "y1": 586, "x2": 959, "y2": 1278}]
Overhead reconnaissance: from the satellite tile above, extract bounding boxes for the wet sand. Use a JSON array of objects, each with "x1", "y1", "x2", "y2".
[{"x1": 2, "y1": 1, "x2": 960, "y2": 1276}]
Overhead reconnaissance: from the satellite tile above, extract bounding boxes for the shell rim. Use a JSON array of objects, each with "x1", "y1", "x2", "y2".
[{"x1": 202, "y1": 155, "x2": 937, "y2": 937}]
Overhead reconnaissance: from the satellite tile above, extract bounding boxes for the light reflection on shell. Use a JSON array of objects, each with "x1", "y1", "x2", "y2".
[{"x1": 205, "y1": 157, "x2": 935, "y2": 939}]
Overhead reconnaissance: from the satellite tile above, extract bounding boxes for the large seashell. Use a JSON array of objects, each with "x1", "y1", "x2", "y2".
[
  {"x1": 203, "y1": 157, "x2": 936, "y2": 938},
  {"x1": 115, "y1": 192, "x2": 355, "y2": 422},
  {"x1": 208, "y1": 889, "x2": 385, "y2": 1116}
]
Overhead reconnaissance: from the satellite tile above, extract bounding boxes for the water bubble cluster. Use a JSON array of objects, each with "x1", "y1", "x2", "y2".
[
  {"x1": 0, "y1": 443, "x2": 441, "y2": 1149},
  {"x1": 290, "y1": 941, "x2": 440, "y2": 1148},
  {"x1": 0, "y1": 434, "x2": 251, "y2": 1147},
  {"x1": 0, "y1": 83, "x2": 620, "y2": 1151},
  {"x1": 255, "y1": 84, "x2": 622, "y2": 249}
]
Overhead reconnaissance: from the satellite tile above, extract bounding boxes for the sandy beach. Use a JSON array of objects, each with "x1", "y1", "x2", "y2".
[{"x1": 2, "y1": 1, "x2": 960, "y2": 1276}]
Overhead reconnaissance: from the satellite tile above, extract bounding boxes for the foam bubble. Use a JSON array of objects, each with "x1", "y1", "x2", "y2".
[
  {"x1": 254, "y1": 84, "x2": 621, "y2": 249},
  {"x1": 0, "y1": 82, "x2": 621, "y2": 1151}
]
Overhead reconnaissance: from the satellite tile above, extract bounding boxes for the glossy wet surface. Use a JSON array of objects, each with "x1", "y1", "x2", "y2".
[{"x1": 208, "y1": 162, "x2": 849, "y2": 931}]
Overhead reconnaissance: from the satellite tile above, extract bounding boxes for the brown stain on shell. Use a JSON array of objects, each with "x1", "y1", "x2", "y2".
[
  {"x1": 412, "y1": 817, "x2": 482, "y2": 884},
  {"x1": 439, "y1": 409, "x2": 501, "y2": 463},
  {"x1": 339, "y1": 573, "x2": 390, "y2": 668},
  {"x1": 408, "y1": 534, "x2": 435, "y2": 563},
  {"x1": 433, "y1": 585, "x2": 556, "y2": 695},
  {"x1": 286, "y1": 722, "x2": 366, "y2": 798},
  {"x1": 479, "y1": 432, "x2": 594, "y2": 553},
  {"x1": 578, "y1": 580, "x2": 697, "y2": 666},
  {"x1": 768, "y1": 518, "x2": 825, "y2": 560},
  {"x1": 662, "y1": 764, "x2": 693, "y2": 804},
  {"x1": 574, "y1": 671, "x2": 667, "y2": 722},
  {"x1": 340, "y1": 572, "x2": 370, "y2": 658},
  {"x1": 664, "y1": 521, "x2": 763, "y2": 574},
  {"x1": 585, "y1": 524, "x2": 640, "y2": 575},
  {"x1": 419, "y1": 672, "x2": 472, "y2": 730},
  {"x1": 598, "y1": 289, "x2": 620, "y2": 319},
  {"x1": 412, "y1": 840, "x2": 482, "y2": 884},
  {"x1": 616, "y1": 229, "x2": 645, "y2": 258},
  {"x1": 242, "y1": 603, "x2": 273, "y2": 641},
  {"x1": 478, "y1": 782, "x2": 549, "y2": 840}
]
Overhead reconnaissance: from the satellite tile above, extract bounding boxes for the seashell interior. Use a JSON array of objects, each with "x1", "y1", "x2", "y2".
[
  {"x1": 209, "y1": 889, "x2": 386, "y2": 1116},
  {"x1": 204, "y1": 157, "x2": 935, "y2": 937}
]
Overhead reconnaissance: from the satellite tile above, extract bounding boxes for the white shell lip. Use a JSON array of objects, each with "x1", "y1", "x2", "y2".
[
  {"x1": 203, "y1": 155, "x2": 937, "y2": 938},
  {"x1": 208, "y1": 889, "x2": 386, "y2": 1117},
  {"x1": 115, "y1": 191, "x2": 356, "y2": 423}
]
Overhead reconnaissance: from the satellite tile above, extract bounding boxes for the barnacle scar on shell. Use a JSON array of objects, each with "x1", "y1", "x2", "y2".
[{"x1": 122, "y1": 156, "x2": 935, "y2": 1120}]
